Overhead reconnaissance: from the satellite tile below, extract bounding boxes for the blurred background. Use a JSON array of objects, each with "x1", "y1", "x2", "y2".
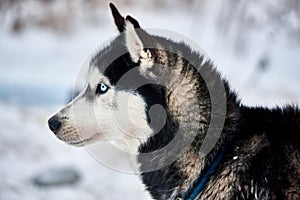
[{"x1": 0, "y1": 0, "x2": 299, "y2": 199}]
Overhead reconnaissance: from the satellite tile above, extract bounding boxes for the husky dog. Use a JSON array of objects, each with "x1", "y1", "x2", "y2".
[{"x1": 48, "y1": 3, "x2": 300, "y2": 200}]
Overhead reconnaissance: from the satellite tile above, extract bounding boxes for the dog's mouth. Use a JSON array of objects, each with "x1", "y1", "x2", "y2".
[
  {"x1": 65, "y1": 134, "x2": 102, "y2": 147},
  {"x1": 68, "y1": 140, "x2": 88, "y2": 146},
  {"x1": 68, "y1": 139, "x2": 92, "y2": 146},
  {"x1": 50, "y1": 122, "x2": 103, "y2": 147}
]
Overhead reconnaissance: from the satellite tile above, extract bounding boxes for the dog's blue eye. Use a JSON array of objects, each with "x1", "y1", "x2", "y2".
[{"x1": 96, "y1": 83, "x2": 109, "y2": 94}]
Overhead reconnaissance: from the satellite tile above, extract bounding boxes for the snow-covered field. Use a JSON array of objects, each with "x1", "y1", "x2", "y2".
[{"x1": 0, "y1": 1, "x2": 299, "y2": 200}]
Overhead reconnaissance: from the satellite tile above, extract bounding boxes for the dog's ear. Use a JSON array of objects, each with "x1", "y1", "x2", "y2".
[
  {"x1": 109, "y1": 3, "x2": 126, "y2": 32},
  {"x1": 109, "y1": 3, "x2": 141, "y2": 33},
  {"x1": 124, "y1": 16, "x2": 155, "y2": 68},
  {"x1": 109, "y1": 3, "x2": 155, "y2": 70}
]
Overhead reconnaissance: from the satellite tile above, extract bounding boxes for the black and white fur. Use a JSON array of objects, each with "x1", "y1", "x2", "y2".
[{"x1": 48, "y1": 3, "x2": 300, "y2": 200}]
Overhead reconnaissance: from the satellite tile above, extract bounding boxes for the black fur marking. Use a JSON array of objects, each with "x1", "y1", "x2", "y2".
[
  {"x1": 103, "y1": 52, "x2": 138, "y2": 86},
  {"x1": 126, "y1": 15, "x2": 141, "y2": 29},
  {"x1": 109, "y1": 3, "x2": 125, "y2": 33},
  {"x1": 135, "y1": 84, "x2": 166, "y2": 125}
]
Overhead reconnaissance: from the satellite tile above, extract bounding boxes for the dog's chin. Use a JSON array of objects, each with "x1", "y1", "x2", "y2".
[
  {"x1": 65, "y1": 138, "x2": 97, "y2": 147},
  {"x1": 67, "y1": 140, "x2": 90, "y2": 147},
  {"x1": 60, "y1": 134, "x2": 103, "y2": 147}
]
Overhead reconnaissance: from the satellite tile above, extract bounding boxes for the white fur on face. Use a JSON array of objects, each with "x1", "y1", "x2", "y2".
[
  {"x1": 53, "y1": 67, "x2": 153, "y2": 153},
  {"x1": 54, "y1": 95, "x2": 103, "y2": 146}
]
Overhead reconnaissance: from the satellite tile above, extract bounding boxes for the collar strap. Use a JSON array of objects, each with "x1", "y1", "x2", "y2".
[{"x1": 180, "y1": 149, "x2": 226, "y2": 200}]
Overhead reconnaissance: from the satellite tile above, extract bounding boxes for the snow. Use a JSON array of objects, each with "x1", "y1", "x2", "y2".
[{"x1": 0, "y1": 1, "x2": 299, "y2": 200}]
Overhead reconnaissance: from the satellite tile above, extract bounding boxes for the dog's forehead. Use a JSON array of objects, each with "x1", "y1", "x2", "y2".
[
  {"x1": 90, "y1": 36, "x2": 126, "y2": 66},
  {"x1": 88, "y1": 66, "x2": 110, "y2": 88}
]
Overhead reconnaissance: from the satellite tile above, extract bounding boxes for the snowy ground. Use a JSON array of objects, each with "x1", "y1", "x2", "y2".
[{"x1": 0, "y1": 1, "x2": 300, "y2": 200}]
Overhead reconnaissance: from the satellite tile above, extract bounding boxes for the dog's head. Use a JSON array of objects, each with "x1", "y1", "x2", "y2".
[
  {"x1": 48, "y1": 2, "x2": 213, "y2": 155},
  {"x1": 48, "y1": 3, "x2": 171, "y2": 152}
]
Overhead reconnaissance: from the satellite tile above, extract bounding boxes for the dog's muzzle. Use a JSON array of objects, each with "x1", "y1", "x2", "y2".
[{"x1": 48, "y1": 116, "x2": 61, "y2": 134}]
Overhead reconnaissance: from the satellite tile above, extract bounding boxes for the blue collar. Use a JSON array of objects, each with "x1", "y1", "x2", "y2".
[{"x1": 180, "y1": 149, "x2": 226, "y2": 200}]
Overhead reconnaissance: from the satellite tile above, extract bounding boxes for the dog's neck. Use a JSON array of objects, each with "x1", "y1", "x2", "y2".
[{"x1": 136, "y1": 59, "x2": 240, "y2": 199}]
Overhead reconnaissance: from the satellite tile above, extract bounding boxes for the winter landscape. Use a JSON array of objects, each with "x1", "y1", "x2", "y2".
[{"x1": 0, "y1": 0, "x2": 299, "y2": 199}]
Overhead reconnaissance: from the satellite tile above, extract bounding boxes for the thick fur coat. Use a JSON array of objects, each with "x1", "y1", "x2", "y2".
[{"x1": 48, "y1": 4, "x2": 300, "y2": 200}]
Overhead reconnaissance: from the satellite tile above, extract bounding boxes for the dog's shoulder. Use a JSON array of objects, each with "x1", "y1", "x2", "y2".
[
  {"x1": 231, "y1": 105, "x2": 300, "y2": 199},
  {"x1": 239, "y1": 105, "x2": 300, "y2": 144}
]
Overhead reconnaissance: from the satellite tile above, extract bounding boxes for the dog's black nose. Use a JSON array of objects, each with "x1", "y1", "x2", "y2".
[{"x1": 48, "y1": 116, "x2": 61, "y2": 134}]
